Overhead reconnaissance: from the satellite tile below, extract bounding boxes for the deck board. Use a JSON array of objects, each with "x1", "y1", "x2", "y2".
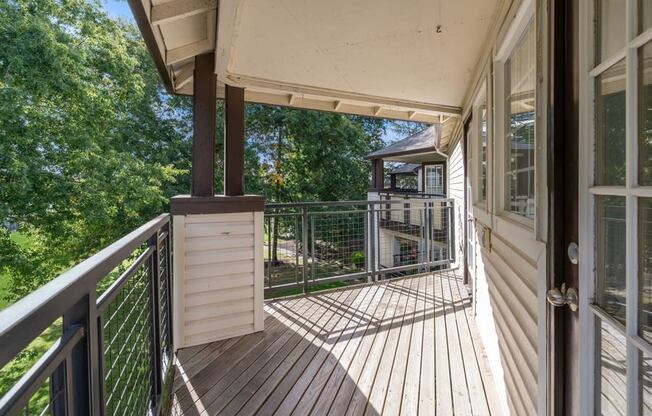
[{"x1": 171, "y1": 270, "x2": 501, "y2": 415}]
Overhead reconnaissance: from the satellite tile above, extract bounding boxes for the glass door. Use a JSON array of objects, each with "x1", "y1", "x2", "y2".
[{"x1": 579, "y1": 0, "x2": 652, "y2": 414}]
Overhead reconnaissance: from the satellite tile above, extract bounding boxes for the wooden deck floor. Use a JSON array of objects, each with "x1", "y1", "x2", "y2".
[{"x1": 170, "y1": 269, "x2": 502, "y2": 416}]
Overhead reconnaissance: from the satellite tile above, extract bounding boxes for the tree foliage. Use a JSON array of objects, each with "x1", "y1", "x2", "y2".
[{"x1": 0, "y1": 0, "x2": 394, "y2": 303}]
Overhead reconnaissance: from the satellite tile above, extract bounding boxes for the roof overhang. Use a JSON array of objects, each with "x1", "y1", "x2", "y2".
[{"x1": 129, "y1": 0, "x2": 502, "y2": 138}]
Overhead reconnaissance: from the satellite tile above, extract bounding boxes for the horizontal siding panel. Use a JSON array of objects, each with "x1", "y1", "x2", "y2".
[
  {"x1": 185, "y1": 212, "x2": 253, "y2": 224},
  {"x1": 184, "y1": 298, "x2": 254, "y2": 322},
  {"x1": 484, "y1": 248, "x2": 537, "y2": 322},
  {"x1": 185, "y1": 235, "x2": 253, "y2": 252},
  {"x1": 484, "y1": 256, "x2": 538, "y2": 346},
  {"x1": 485, "y1": 268, "x2": 538, "y2": 378},
  {"x1": 185, "y1": 311, "x2": 254, "y2": 333},
  {"x1": 495, "y1": 319, "x2": 538, "y2": 414},
  {"x1": 492, "y1": 233, "x2": 538, "y2": 284},
  {"x1": 185, "y1": 260, "x2": 255, "y2": 280},
  {"x1": 185, "y1": 323, "x2": 254, "y2": 347},
  {"x1": 185, "y1": 222, "x2": 254, "y2": 237},
  {"x1": 492, "y1": 300, "x2": 538, "y2": 396},
  {"x1": 185, "y1": 285, "x2": 253, "y2": 306},
  {"x1": 184, "y1": 274, "x2": 253, "y2": 294},
  {"x1": 185, "y1": 247, "x2": 254, "y2": 266}
]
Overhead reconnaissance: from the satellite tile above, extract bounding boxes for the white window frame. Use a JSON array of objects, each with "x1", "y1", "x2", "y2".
[
  {"x1": 472, "y1": 83, "x2": 490, "y2": 212},
  {"x1": 578, "y1": 0, "x2": 652, "y2": 414},
  {"x1": 493, "y1": 0, "x2": 537, "y2": 230}
]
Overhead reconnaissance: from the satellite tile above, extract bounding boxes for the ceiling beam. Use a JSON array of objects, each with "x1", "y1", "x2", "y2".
[
  {"x1": 174, "y1": 64, "x2": 194, "y2": 90},
  {"x1": 167, "y1": 40, "x2": 212, "y2": 65},
  {"x1": 373, "y1": 106, "x2": 382, "y2": 116},
  {"x1": 151, "y1": 0, "x2": 217, "y2": 26}
]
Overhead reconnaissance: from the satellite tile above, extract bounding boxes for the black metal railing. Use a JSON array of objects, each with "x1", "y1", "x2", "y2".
[
  {"x1": 263, "y1": 198, "x2": 454, "y2": 296},
  {"x1": 0, "y1": 214, "x2": 172, "y2": 416}
]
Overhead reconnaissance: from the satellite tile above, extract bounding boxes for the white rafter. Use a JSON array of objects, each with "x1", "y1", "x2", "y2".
[{"x1": 151, "y1": 0, "x2": 217, "y2": 26}]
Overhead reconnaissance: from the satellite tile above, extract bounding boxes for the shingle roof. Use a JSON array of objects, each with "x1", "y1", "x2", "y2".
[
  {"x1": 389, "y1": 163, "x2": 420, "y2": 174},
  {"x1": 366, "y1": 124, "x2": 441, "y2": 159}
]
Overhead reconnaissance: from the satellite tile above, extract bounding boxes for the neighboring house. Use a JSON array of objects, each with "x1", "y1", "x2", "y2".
[{"x1": 366, "y1": 126, "x2": 450, "y2": 271}]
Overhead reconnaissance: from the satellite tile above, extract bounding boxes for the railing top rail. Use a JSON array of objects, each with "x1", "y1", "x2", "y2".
[
  {"x1": 265, "y1": 197, "x2": 453, "y2": 209},
  {"x1": 0, "y1": 213, "x2": 170, "y2": 368}
]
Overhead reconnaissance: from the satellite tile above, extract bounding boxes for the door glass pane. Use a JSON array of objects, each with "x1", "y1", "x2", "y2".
[
  {"x1": 595, "y1": 59, "x2": 626, "y2": 186},
  {"x1": 504, "y1": 20, "x2": 535, "y2": 219},
  {"x1": 595, "y1": 0, "x2": 626, "y2": 64},
  {"x1": 639, "y1": 42, "x2": 652, "y2": 185},
  {"x1": 597, "y1": 320, "x2": 627, "y2": 415},
  {"x1": 595, "y1": 196, "x2": 626, "y2": 323},
  {"x1": 641, "y1": 0, "x2": 652, "y2": 34},
  {"x1": 641, "y1": 198, "x2": 652, "y2": 342},
  {"x1": 641, "y1": 351, "x2": 652, "y2": 415}
]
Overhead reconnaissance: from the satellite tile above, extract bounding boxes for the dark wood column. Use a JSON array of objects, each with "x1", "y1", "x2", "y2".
[
  {"x1": 191, "y1": 53, "x2": 217, "y2": 197},
  {"x1": 224, "y1": 85, "x2": 245, "y2": 196},
  {"x1": 371, "y1": 159, "x2": 384, "y2": 190}
]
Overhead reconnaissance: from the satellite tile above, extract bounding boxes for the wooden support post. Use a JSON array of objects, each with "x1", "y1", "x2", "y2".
[
  {"x1": 224, "y1": 85, "x2": 245, "y2": 196},
  {"x1": 372, "y1": 159, "x2": 384, "y2": 190},
  {"x1": 191, "y1": 53, "x2": 216, "y2": 197}
]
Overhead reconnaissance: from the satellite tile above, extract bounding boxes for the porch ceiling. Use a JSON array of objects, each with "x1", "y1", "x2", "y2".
[{"x1": 129, "y1": 0, "x2": 501, "y2": 140}]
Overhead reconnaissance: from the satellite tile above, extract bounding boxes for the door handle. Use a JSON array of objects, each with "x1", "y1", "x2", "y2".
[{"x1": 546, "y1": 283, "x2": 578, "y2": 311}]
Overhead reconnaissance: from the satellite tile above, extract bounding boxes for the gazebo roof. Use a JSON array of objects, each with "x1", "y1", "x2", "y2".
[
  {"x1": 366, "y1": 125, "x2": 441, "y2": 161},
  {"x1": 389, "y1": 163, "x2": 420, "y2": 175}
]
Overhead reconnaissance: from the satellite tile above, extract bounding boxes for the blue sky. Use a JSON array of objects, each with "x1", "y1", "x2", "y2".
[{"x1": 102, "y1": 0, "x2": 133, "y2": 21}]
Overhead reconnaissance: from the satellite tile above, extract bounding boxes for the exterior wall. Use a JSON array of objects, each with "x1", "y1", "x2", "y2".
[
  {"x1": 172, "y1": 212, "x2": 264, "y2": 349},
  {"x1": 447, "y1": 140, "x2": 465, "y2": 268},
  {"x1": 475, "y1": 224, "x2": 543, "y2": 415},
  {"x1": 448, "y1": 0, "x2": 549, "y2": 414},
  {"x1": 378, "y1": 228, "x2": 395, "y2": 268}
]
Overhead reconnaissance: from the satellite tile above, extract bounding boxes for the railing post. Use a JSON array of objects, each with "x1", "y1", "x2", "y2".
[
  {"x1": 369, "y1": 203, "x2": 377, "y2": 282},
  {"x1": 165, "y1": 223, "x2": 173, "y2": 352},
  {"x1": 302, "y1": 206, "x2": 309, "y2": 294},
  {"x1": 295, "y1": 215, "x2": 300, "y2": 285},
  {"x1": 424, "y1": 201, "x2": 431, "y2": 272},
  {"x1": 64, "y1": 294, "x2": 102, "y2": 415},
  {"x1": 310, "y1": 216, "x2": 316, "y2": 283},
  {"x1": 266, "y1": 216, "x2": 272, "y2": 289},
  {"x1": 148, "y1": 232, "x2": 163, "y2": 405},
  {"x1": 449, "y1": 201, "x2": 456, "y2": 263}
]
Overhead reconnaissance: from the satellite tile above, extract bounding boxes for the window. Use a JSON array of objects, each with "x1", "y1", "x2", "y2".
[
  {"x1": 478, "y1": 103, "x2": 488, "y2": 204},
  {"x1": 424, "y1": 164, "x2": 445, "y2": 196},
  {"x1": 503, "y1": 19, "x2": 536, "y2": 220}
]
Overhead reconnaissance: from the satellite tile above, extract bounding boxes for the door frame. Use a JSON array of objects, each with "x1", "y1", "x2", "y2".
[
  {"x1": 546, "y1": 0, "x2": 580, "y2": 413},
  {"x1": 463, "y1": 114, "x2": 472, "y2": 286}
]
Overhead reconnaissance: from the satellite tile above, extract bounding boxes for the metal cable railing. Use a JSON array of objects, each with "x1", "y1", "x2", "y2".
[
  {"x1": 0, "y1": 215, "x2": 173, "y2": 416},
  {"x1": 263, "y1": 198, "x2": 455, "y2": 296}
]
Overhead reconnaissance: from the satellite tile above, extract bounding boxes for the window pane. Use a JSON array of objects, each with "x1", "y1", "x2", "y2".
[
  {"x1": 641, "y1": 351, "x2": 652, "y2": 415},
  {"x1": 641, "y1": 0, "x2": 652, "y2": 34},
  {"x1": 596, "y1": 320, "x2": 627, "y2": 416},
  {"x1": 504, "y1": 20, "x2": 535, "y2": 220},
  {"x1": 595, "y1": 196, "x2": 626, "y2": 324},
  {"x1": 425, "y1": 165, "x2": 444, "y2": 196},
  {"x1": 595, "y1": 59, "x2": 626, "y2": 186},
  {"x1": 641, "y1": 198, "x2": 652, "y2": 342},
  {"x1": 595, "y1": 0, "x2": 626, "y2": 64},
  {"x1": 479, "y1": 105, "x2": 488, "y2": 203},
  {"x1": 640, "y1": 42, "x2": 652, "y2": 185}
]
